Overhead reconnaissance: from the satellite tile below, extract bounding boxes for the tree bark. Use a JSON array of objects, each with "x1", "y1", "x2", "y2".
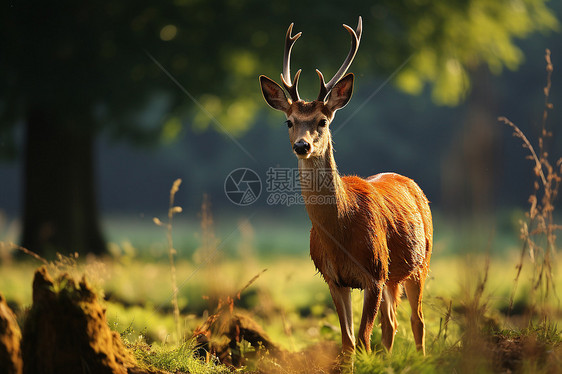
[{"x1": 20, "y1": 108, "x2": 106, "y2": 256}]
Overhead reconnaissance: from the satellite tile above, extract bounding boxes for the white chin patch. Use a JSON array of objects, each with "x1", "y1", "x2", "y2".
[{"x1": 295, "y1": 152, "x2": 312, "y2": 159}]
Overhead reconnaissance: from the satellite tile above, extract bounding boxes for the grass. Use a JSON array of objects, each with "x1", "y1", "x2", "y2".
[
  {"x1": 125, "y1": 339, "x2": 232, "y2": 374},
  {"x1": 1, "y1": 253, "x2": 560, "y2": 372},
  {"x1": 1, "y1": 203, "x2": 561, "y2": 373},
  {"x1": 1, "y1": 51, "x2": 562, "y2": 373}
]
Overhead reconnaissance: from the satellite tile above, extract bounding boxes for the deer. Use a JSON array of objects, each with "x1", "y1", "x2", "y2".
[{"x1": 259, "y1": 16, "x2": 433, "y2": 356}]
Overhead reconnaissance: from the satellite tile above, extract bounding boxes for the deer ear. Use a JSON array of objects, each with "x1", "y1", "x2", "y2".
[
  {"x1": 326, "y1": 73, "x2": 354, "y2": 111},
  {"x1": 260, "y1": 75, "x2": 290, "y2": 112}
]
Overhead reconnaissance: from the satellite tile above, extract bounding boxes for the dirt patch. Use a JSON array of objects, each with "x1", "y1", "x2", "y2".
[
  {"x1": 0, "y1": 293, "x2": 22, "y2": 374},
  {"x1": 491, "y1": 332, "x2": 562, "y2": 373},
  {"x1": 256, "y1": 341, "x2": 341, "y2": 374},
  {"x1": 195, "y1": 309, "x2": 281, "y2": 366},
  {"x1": 21, "y1": 266, "x2": 165, "y2": 374},
  {"x1": 457, "y1": 325, "x2": 562, "y2": 373},
  {"x1": 194, "y1": 306, "x2": 341, "y2": 373}
]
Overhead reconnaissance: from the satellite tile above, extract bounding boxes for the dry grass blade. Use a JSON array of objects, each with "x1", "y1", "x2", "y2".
[
  {"x1": 500, "y1": 49, "x2": 560, "y2": 317},
  {"x1": 191, "y1": 269, "x2": 270, "y2": 367},
  {"x1": 236, "y1": 268, "x2": 268, "y2": 300},
  {"x1": 197, "y1": 268, "x2": 268, "y2": 325},
  {"x1": 1, "y1": 242, "x2": 49, "y2": 265},
  {"x1": 497, "y1": 116, "x2": 547, "y2": 187}
]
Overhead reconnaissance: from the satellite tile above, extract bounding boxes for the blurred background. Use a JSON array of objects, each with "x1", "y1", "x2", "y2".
[{"x1": 1, "y1": 0, "x2": 561, "y2": 259}]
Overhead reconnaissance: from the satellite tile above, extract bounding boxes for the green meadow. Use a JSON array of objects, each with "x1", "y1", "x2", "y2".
[{"x1": 1, "y1": 209, "x2": 561, "y2": 373}]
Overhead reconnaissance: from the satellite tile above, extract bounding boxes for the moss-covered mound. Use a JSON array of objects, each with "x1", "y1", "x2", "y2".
[
  {"x1": 21, "y1": 266, "x2": 152, "y2": 374},
  {"x1": 0, "y1": 293, "x2": 22, "y2": 374}
]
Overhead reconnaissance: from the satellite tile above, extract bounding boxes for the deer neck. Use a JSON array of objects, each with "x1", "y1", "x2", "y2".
[{"x1": 298, "y1": 141, "x2": 349, "y2": 228}]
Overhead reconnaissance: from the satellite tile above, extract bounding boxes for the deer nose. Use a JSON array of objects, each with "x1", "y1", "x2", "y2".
[{"x1": 293, "y1": 140, "x2": 311, "y2": 155}]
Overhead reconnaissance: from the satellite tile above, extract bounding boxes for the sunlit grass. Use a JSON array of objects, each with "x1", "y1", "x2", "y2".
[
  {"x1": 2, "y1": 253, "x2": 560, "y2": 336},
  {"x1": 0, "y1": 225, "x2": 561, "y2": 373},
  {"x1": 126, "y1": 338, "x2": 232, "y2": 374},
  {"x1": 1, "y1": 149, "x2": 560, "y2": 372}
]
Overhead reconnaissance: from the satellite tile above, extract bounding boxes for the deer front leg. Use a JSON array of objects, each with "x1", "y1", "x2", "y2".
[
  {"x1": 358, "y1": 285, "x2": 382, "y2": 352},
  {"x1": 329, "y1": 284, "x2": 355, "y2": 353}
]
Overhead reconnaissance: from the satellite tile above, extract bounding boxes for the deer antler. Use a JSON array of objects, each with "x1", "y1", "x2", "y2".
[
  {"x1": 316, "y1": 16, "x2": 362, "y2": 101},
  {"x1": 281, "y1": 23, "x2": 302, "y2": 102}
]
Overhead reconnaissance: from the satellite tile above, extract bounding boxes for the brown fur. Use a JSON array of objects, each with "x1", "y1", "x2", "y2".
[
  {"x1": 309, "y1": 173, "x2": 431, "y2": 289},
  {"x1": 301, "y1": 147, "x2": 433, "y2": 354},
  {"x1": 260, "y1": 70, "x2": 433, "y2": 355}
]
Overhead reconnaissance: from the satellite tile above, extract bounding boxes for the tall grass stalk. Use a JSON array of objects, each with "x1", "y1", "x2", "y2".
[
  {"x1": 154, "y1": 178, "x2": 183, "y2": 341},
  {"x1": 499, "y1": 49, "x2": 561, "y2": 318}
]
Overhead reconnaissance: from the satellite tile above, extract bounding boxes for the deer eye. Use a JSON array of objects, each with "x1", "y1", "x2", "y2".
[
  {"x1": 318, "y1": 119, "x2": 328, "y2": 127},
  {"x1": 285, "y1": 120, "x2": 293, "y2": 128}
]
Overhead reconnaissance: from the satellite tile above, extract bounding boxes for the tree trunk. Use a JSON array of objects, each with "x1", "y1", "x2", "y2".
[
  {"x1": 441, "y1": 65, "x2": 500, "y2": 221},
  {"x1": 20, "y1": 108, "x2": 106, "y2": 257}
]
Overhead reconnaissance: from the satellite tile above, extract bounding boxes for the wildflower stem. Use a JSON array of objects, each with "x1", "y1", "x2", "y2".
[{"x1": 168, "y1": 178, "x2": 182, "y2": 341}]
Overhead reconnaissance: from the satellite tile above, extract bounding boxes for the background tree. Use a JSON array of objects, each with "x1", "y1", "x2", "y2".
[{"x1": 0, "y1": 0, "x2": 558, "y2": 256}]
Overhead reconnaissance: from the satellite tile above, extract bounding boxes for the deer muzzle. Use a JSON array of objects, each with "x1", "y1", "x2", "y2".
[{"x1": 293, "y1": 139, "x2": 311, "y2": 157}]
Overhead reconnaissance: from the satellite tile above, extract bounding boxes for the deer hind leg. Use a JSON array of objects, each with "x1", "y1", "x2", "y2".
[
  {"x1": 404, "y1": 273, "x2": 426, "y2": 355},
  {"x1": 358, "y1": 284, "x2": 382, "y2": 352},
  {"x1": 380, "y1": 282, "x2": 401, "y2": 353},
  {"x1": 329, "y1": 285, "x2": 355, "y2": 353}
]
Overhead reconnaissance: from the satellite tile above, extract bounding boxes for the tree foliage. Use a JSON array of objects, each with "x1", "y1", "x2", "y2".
[
  {"x1": 1, "y1": 0, "x2": 558, "y2": 147},
  {"x1": 0, "y1": 0, "x2": 558, "y2": 255}
]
